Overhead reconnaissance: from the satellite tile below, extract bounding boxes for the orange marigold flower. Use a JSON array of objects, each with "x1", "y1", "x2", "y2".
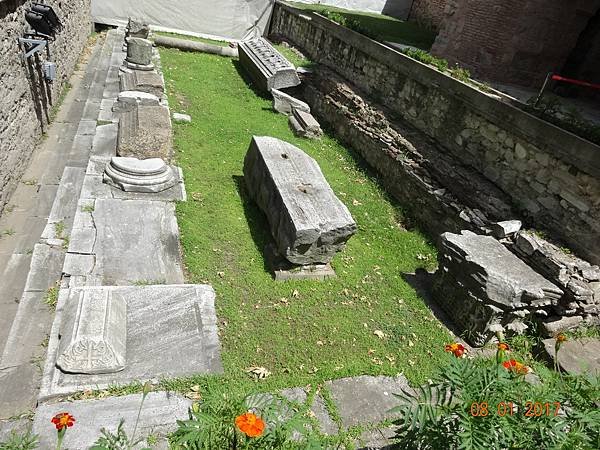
[
  {"x1": 445, "y1": 343, "x2": 466, "y2": 358},
  {"x1": 51, "y1": 412, "x2": 75, "y2": 430},
  {"x1": 235, "y1": 412, "x2": 265, "y2": 438},
  {"x1": 555, "y1": 333, "x2": 567, "y2": 343},
  {"x1": 497, "y1": 342, "x2": 510, "y2": 351},
  {"x1": 502, "y1": 359, "x2": 529, "y2": 375}
]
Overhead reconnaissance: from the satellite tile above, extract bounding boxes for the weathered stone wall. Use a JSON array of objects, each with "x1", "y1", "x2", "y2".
[
  {"x1": 270, "y1": 2, "x2": 600, "y2": 265},
  {"x1": 431, "y1": 0, "x2": 600, "y2": 87},
  {"x1": 409, "y1": 0, "x2": 448, "y2": 30},
  {"x1": 0, "y1": 0, "x2": 91, "y2": 215}
]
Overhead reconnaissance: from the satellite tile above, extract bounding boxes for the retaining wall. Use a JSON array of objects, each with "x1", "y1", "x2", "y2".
[
  {"x1": 0, "y1": 0, "x2": 91, "y2": 215},
  {"x1": 270, "y1": 1, "x2": 600, "y2": 264}
]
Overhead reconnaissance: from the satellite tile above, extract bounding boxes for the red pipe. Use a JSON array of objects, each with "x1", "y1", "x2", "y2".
[{"x1": 551, "y1": 74, "x2": 600, "y2": 91}]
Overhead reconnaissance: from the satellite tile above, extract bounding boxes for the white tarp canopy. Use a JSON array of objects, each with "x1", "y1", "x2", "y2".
[{"x1": 91, "y1": 0, "x2": 276, "y2": 41}]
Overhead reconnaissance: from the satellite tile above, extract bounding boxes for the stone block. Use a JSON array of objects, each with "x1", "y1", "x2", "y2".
[
  {"x1": 114, "y1": 91, "x2": 160, "y2": 113},
  {"x1": 243, "y1": 136, "x2": 357, "y2": 265},
  {"x1": 325, "y1": 375, "x2": 413, "y2": 430},
  {"x1": 542, "y1": 338, "x2": 600, "y2": 376},
  {"x1": 56, "y1": 288, "x2": 127, "y2": 374},
  {"x1": 238, "y1": 38, "x2": 300, "y2": 93},
  {"x1": 541, "y1": 315, "x2": 584, "y2": 336},
  {"x1": 33, "y1": 392, "x2": 191, "y2": 449},
  {"x1": 103, "y1": 157, "x2": 178, "y2": 193},
  {"x1": 117, "y1": 105, "x2": 173, "y2": 161},
  {"x1": 126, "y1": 18, "x2": 150, "y2": 39},
  {"x1": 126, "y1": 37, "x2": 153, "y2": 67},
  {"x1": 40, "y1": 285, "x2": 222, "y2": 398},
  {"x1": 491, "y1": 220, "x2": 522, "y2": 238},
  {"x1": 289, "y1": 108, "x2": 323, "y2": 139},
  {"x1": 172, "y1": 112, "x2": 192, "y2": 123},
  {"x1": 271, "y1": 88, "x2": 310, "y2": 115},
  {"x1": 120, "y1": 70, "x2": 165, "y2": 97}
]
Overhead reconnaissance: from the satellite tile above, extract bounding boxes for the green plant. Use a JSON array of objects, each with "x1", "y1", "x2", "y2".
[
  {"x1": 44, "y1": 285, "x2": 59, "y2": 310},
  {"x1": 82, "y1": 204, "x2": 95, "y2": 213},
  {"x1": 0, "y1": 431, "x2": 38, "y2": 450},
  {"x1": 450, "y1": 66, "x2": 471, "y2": 83},
  {"x1": 54, "y1": 221, "x2": 65, "y2": 238},
  {"x1": 170, "y1": 391, "x2": 324, "y2": 449},
  {"x1": 91, "y1": 382, "x2": 153, "y2": 450},
  {"x1": 402, "y1": 48, "x2": 448, "y2": 72},
  {"x1": 390, "y1": 353, "x2": 600, "y2": 449}
]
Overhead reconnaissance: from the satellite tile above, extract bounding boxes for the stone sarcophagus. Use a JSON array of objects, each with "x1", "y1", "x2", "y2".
[
  {"x1": 56, "y1": 289, "x2": 127, "y2": 374},
  {"x1": 243, "y1": 136, "x2": 357, "y2": 265},
  {"x1": 238, "y1": 38, "x2": 300, "y2": 93},
  {"x1": 117, "y1": 105, "x2": 173, "y2": 161}
]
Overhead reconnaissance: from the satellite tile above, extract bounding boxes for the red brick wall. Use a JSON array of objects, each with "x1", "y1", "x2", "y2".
[
  {"x1": 431, "y1": 0, "x2": 600, "y2": 87},
  {"x1": 409, "y1": 0, "x2": 448, "y2": 30}
]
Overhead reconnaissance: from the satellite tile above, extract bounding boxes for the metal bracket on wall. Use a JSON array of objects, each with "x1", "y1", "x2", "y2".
[{"x1": 18, "y1": 37, "x2": 49, "y2": 59}]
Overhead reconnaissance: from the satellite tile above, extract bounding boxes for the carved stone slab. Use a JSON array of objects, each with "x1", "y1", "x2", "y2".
[
  {"x1": 113, "y1": 91, "x2": 160, "y2": 113},
  {"x1": 126, "y1": 37, "x2": 153, "y2": 67},
  {"x1": 40, "y1": 285, "x2": 222, "y2": 398},
  {"x1": 243, "y1": 136, "x2": 357, "y2": 265},
  {"x1": 103, "y1": 156, "x2": 177, "y2": 193},
  {"x1": 126, "y1": 18, "x2": 150, "y2": 39},
  {"x1": 117, "y1": 105, "x2": 173, "y2": 161},
  {"x1": 56, "y1": 288, "x2": 127, "y2": 374},
  {"x1": 238, "y1": 38, "x2": 300, "y2": 93},
  {"x1": 120, "y1": 70, "x2": 165, "y2": 98}
]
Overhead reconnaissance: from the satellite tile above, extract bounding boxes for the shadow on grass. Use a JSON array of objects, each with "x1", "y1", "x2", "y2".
[
  {"x1": 231, "y1": 59, "x2": 272, "y2": 101},
  {"x1": 402, "y1": 269, "x2": 463, "y2": 340},
  {"x1": 232, "y1": 174, "x2": 273, "y2": 276}
]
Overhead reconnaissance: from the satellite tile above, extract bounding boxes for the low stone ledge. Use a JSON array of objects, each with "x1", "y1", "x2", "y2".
[{"x1": 243, "y1": 136, "x2": 356, "y2": 265}]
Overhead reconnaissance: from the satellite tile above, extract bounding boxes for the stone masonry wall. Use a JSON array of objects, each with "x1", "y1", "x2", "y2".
[
  {"x1": 0, "y1": 0, "x2": 91, "y2": 215},
  {"x1": 409, "y1": 0, "x2": 448, "y2": 31},
  {"x1": 270, "y1": 2, "x2": 600, "y2": 265},
  {"x1": 431, "y1": 0, "x2": 600, "y2": 87}
]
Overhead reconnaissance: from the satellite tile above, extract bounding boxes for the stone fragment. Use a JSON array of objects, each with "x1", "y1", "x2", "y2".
[
  {"x1": 542, "y1": 315, "x2": 584, "y2": 336},
  {"x1": 325, "y1": 375, "x2": 413, "y2": 430},
  {"x1": 33, "y1": 392, "x2": 190, "y2": 449},
  {"x1": 289, "y1": 108, "x2": 323, "y2": 139},
  {"x1": 125, "y1": 38, "x2": 154, "y2": 70},
  {"x1": 172, "y1": 112, "x2": 191, "y2": 123},
  {"x1": 542, "y1": 338, "x2": 600, "y2": 376},
  {"x1": 120, "y1": 70, "x2": 165, "y2": 97},
  {"x1": 56, "y1": 288, "x2": 127, "y2": 374},
  {"x1": 271, "y1": 88, "x2": 310, "y2": 115},
  {"x1": 243, "y1": 136, "x2": 357, "y2": 265},
  {"x1": 491, "y1": 220, "x2": 522, "y2": 238},
  {"x1": 126, "y1": 18, "x2": 150, "y2": 39},
  {"x1": 238, "y1": 38, "x2": 300, "y2": 93},
  {"x1": 433, "y1": 231, "x2": 563, "y2": 345},
  {"x1": 103, "y1": 157, "x2": 177, "y2": 193},
  {"x1": 117, "y1": 105, "x2": 173, "y2": 161},
  {"x1": 113, "y1": 91, "x2": 160, "y2": 113}
]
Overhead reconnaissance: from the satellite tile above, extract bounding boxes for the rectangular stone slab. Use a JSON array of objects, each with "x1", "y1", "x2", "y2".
[
  {"x1": 120, "y1": 70, "x2": 165, "y2": 98},
  {"x1": 56, "y1": 288, "x2": 127, "y2": 374},
  {"x1": 39, "y1": 284, "x2": 222, "y2": 398},
  {"x1": 117, "y1": 105, "x2": 173, "y2": 161},
  {"x1": 238, "y1": 38, "x2": 300, "y2": 93},
  {"x1": 243, "y1": 136, "x2": 357, "y2": 265}
]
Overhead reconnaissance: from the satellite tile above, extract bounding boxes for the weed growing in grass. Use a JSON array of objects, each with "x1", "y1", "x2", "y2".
[{"x1": 0, "y1": 430, "x2": 38, "y2": 450}]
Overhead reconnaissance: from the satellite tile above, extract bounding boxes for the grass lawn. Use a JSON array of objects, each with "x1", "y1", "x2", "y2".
[
  {"x1": 158, "y1": 46, "x2": 451, "y2": 398},
  {"x1": 288, "y1": 2, "x2": 436, "y2": 50}
]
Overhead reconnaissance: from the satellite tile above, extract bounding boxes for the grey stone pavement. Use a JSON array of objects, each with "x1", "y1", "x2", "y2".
[{"x1": 0, "y1": 30, "x2": 118, "y2": 420}]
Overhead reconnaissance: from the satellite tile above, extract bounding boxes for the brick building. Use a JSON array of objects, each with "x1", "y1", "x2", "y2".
[{"x1": 410, "y1": 0, "x2": 600, "y2": 89}]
